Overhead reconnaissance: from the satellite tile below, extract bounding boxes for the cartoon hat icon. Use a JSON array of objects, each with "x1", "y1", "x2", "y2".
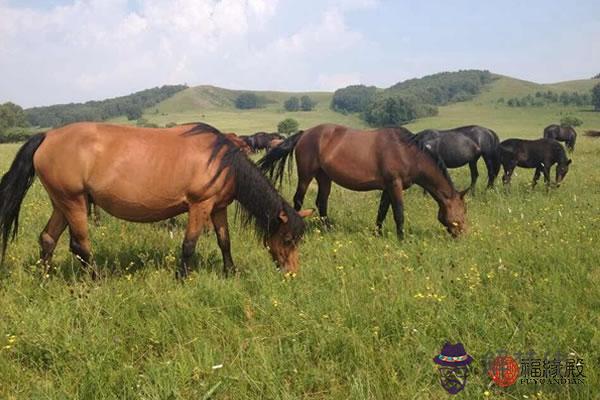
[{"x1": 433, "y1": 342, "x2": 473, "y2": 367}]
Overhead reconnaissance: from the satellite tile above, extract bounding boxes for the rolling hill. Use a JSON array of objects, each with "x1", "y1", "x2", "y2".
[{"x1": 123, "y1": 74, "x2": 599, "y2": 136}]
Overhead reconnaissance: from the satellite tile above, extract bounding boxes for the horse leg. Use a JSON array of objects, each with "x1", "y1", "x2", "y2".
[
  {"x1": 39, "y1": 207, "x2": 68, "y2": 265},
  {"x1": 178, "y1": 201, "x2": 212, "y2": 280},
  {"x1": 502, "y1": 162, "x2": 516, "y2": 186},
  {"x1": 211, "y1": 207, "x2": 235, "y2": 276},
  {"x1": 388, "y1": 180, "x2": 405, "y2": 240},
  {"x1": 483, "y1": 154, "x2": 498, "y2": 188},
  {"x1": 375, "y1": 190, "x2": 391, "y2": 236},
  {"x1": 531, "y1": 167, "x2": 542, "y2": 188},
  {"x1": 468, "y1": 160, "x2": 479, "y2": 194},
  {"x1": 293, "y1": 172, "x2": 314, "y2": 211},
  {"x1": 315, "y1": 170, "x2": 332, "y2": 226},
  {"x1": 61, "y1": 197, "x2": 95, "y2": 277},
  {"x1": 542, "y1": 164, "x2": 551, "y2": 189}
]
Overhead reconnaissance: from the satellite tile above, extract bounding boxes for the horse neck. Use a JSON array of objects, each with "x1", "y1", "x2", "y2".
[{"x1": 415, "y1": 154, "x2": 456, "y2": 207}]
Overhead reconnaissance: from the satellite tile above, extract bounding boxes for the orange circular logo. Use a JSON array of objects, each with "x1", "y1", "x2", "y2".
[{"x1": 488, "y1": 355, "x2": 520, "y2": 387}]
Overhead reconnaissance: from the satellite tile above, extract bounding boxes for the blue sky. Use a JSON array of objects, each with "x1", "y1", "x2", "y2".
[{"x1": 1, "y1": 0, "x2": 599, "y2": 107}]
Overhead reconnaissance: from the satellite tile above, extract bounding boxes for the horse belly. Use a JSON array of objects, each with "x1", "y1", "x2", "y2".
[
  {"x1": 318, "y1": 134, "x2": 385, "y2": 191},
  {"x1": 92, "y1": 191, "x2": 188, "y2": 222},
  {"x1": 86, "y1": 160, "x2": 193, "y2": 222},
  {"x1": 320, "y1": 161, "x2": 383, "y2": 191}
]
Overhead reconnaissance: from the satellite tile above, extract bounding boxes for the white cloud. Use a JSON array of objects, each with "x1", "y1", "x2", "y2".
[
  {"x1": 0, "y1": 0, "x2": 287, "y2": 106},
  {"x1": 0, "y1": 0, "x2": 377, "y2": 106}
]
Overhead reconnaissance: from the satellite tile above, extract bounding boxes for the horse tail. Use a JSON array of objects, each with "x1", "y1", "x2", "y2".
[
  {"x1": 258, "y1": 131, "x2": 304, "y2": 186},
  {"x1": 0, "y1": 132, "x2": 46, "y2": 262},
  {"x1": 488, "y1": 129, "x2": 502, "y2": 177}
]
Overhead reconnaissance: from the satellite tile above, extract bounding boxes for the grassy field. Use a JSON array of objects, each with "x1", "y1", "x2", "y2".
[{"x1": 0, "y1": 77, "x2": 599, "y2": 399}]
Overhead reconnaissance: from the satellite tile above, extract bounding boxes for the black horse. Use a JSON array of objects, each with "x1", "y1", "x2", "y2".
[
  {"x1": 240, "y1": 132, "x2": 285, "y2": 152},
  {"x1": 414, "y1": 125, "x2": 501, "y2": 191},
  {"x1": 499, "y1": 138, "x2": 572, "y2": 188},
  {"x1": 543, "y1": 124, "x2": 576, "y2": 152}
]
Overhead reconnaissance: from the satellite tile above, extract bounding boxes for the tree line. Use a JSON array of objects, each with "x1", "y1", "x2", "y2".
[
  {"x1": 25, "y1": 85, "x2": 188, "y2": 128},
  {"x1": 233, "y1": 92, "x2": 316, "y2": 112},
  {"x1": 331, "y1": 70, "x2": 494, "y2": 126},
  {"x1": 501, "y1": 90, "x2": 592, "y2": 108},
  {"x1": 283, "y1": 96, "x2": 316, "y2": 112}
]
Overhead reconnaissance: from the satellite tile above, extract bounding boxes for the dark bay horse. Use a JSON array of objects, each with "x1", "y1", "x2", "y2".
[
  {"x1": 241, "y1": 132, "x2": 285, "y2": 152},
  {"x1": 415, "y1": 125, "x2": 501, "y2": 191},
  {"x1": 499, "y1": 138, "x2": 572, "y2": 188},
  {"x1": 259, "y1": 124, "x2": 468, "y2": 238},
  {"x1": 543, "y1": 124, "x2": 576, "y2": 152},
  {"x1": 0, "y1": 122, "x2": 312, "y2": 279}
]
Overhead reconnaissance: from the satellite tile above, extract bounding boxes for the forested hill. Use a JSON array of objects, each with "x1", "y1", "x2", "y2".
[
  {"x1": 331, "y1": 70, "x2": 496, "y2": 126},
  {"x1": 25, "y1": 85, "x2": 188, "y2": 128}
]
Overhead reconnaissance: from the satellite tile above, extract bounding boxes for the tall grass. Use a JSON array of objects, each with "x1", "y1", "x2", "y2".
[{"x1": 0, "y1": 91, "x2": 599, "y2": 399}]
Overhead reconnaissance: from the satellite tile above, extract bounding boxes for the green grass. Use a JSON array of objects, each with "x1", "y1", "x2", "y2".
[{"x1": 1, "y1": 77, "x2": 600, "y2": 399}]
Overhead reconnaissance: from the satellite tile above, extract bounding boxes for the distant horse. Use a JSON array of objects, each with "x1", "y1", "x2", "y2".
[
  {"x1": 241, "y1": 132, "x2": 285, "y2": 152},
  {"x1": 499, "y1": 138, "x2": 572, "y2": 188},
  {"x1": 415, "y1": 125, "x2": 501, "y2": 191},
  {"x1": 259, "y1": 124, "x2": 468, "y2": 238},
  {"x1": 224, "y1": 132, "x2": 252, "y2": 154},
  {"x1": 0, "y1": 122, "x2": 312, "y2": 279},
  {"x1": 543, "y1": 124, "x2": 576, "y2": 152}
]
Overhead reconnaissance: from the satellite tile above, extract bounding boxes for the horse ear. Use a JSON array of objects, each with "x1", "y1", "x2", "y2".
[
  {"x1": 298, "y1": 209, "x2": 314, "y2": 218},
  {"x1": 459, "y1": 188, "x2": 470, "y2": 199},
  {"x1": 278, "y1": 210, "x2": 289, "y2": 223}
]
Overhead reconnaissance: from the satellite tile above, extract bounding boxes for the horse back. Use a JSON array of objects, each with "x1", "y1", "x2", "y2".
[{"x1": 34, "y1": 122, "x2": 228, "y2": 208}]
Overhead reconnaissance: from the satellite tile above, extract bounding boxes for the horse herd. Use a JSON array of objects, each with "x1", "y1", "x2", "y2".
[{"x1": 0, "y1": 121, "x2": 575, "y2": 279}]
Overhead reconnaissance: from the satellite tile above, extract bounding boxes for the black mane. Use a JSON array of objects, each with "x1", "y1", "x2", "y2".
[
  {"x1": 182, "y1": 122, "x2": 223, "y2": 136},
  {"x1": 385, "y1": 127, "x2": 455, "y2": 188},
  {"x1": 186, "y1": 122, "x2": 304, "y2": 242}
]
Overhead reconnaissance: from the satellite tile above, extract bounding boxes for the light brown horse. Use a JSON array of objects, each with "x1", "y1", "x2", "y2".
[
  {"x1": 259, "y1": 124, "x2": 468, "y2": 238},
  {"x1": 0, "y1": 122, "x2": 312, "y2": 279}
]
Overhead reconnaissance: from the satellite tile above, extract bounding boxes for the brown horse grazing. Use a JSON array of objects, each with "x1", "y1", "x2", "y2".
[
  {"x1": 543, "y1": 124, "x2": 576, "y2": 152},
  {"x1": 0, "y1": 122, "x2": 312, "y2": 279},
  {"x1": 259, "y1": 124, "x2": 468, "y2": 238}
]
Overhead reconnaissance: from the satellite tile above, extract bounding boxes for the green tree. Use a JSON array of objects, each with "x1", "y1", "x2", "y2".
[
  {"x1": 560, "y1": 115, "x2": 583, "y2": 127},
  {"x1": 0, "y1": 102, "x2": 28, "y2": 130},
  {"x1": 235, "y1": 92, "x2": 261, "y2": 109},
  {"x1": 592, "y1": 83, "x2": 600, "y2": 111},
  {"x1": 300, "y1": 95, "x2": 316, "y2": 111},
  {"x1": 363, "y1": 96, "x2": 418, "y2": 127},
  {"x1": 126, "y1": 105, "x2": 143, "y2": 120},
  {"x1": 331, "y1": 85, "x2": 377, "y2": 113},
  {"x1": 284, "y1": 96, "x2": 300, "y2": 111},
  {"x1": 277, "y1": 118, "x2": 299, "y2": 135}
]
